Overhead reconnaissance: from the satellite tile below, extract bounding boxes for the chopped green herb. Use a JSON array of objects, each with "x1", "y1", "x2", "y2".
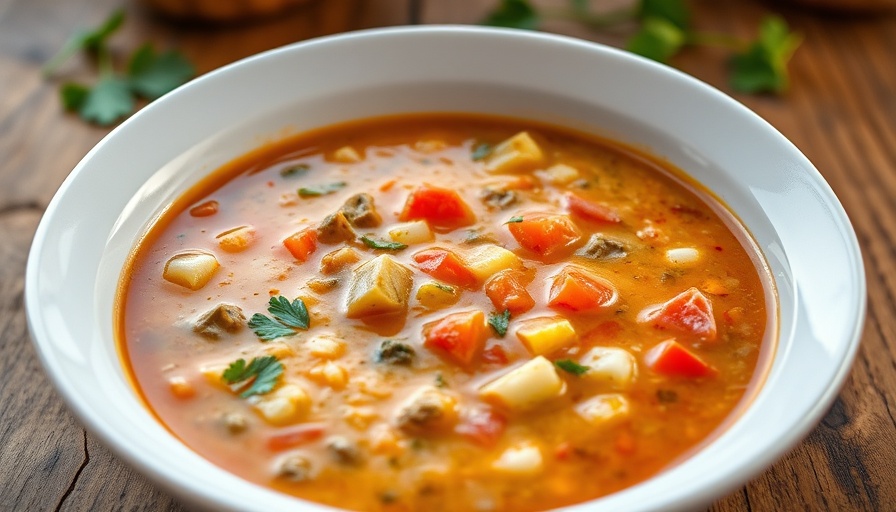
[
  {"x1": 435, "y1": 373, "x2": 448, "y2": 388},
  {"x1": 360, "y1": 236, "x2": 407, "y2": 251},
  {"x1": 127, "y1": 43, "x2": 195, "y2": 100},
  {"x1": 481, "y1": 0, "x2": 540, "y2": 30},
  {"x1": 248, "y1": 296, "x2": 310, "y2": 340},
  {"x1": 505, "y1": 215, "x2": 524, "y2": 224},
  {"x1": 281, "y1": 164, "x2": 311, "y2": 178},
  {"x1": 488, "y1": 309, "x2": 511, "y2": 337},
  {"x1": 433, "y1": 283, "x2": 455, "y2": 293},
  {"x1": 222, "y1": 355, "x2": 284, "y2": 398},
  {"x1": 555, "y1": 359, "x2": 590, "y2": 376},
  {"x1": 471, "y1": 143, "x2": 493, "y2": 161},
  {"x1": 375, "y1": 340, "x2": 416, "y2": 365},
  {"x1": 730, "y1": 16, "x2": 802, "y2": 94},
  {"x1": 627, "y1": 17, "x2": 687, "y2": 64},
  {"x1": 637, "y1": 0, "x2": 690, "y2": 30},
  {"x1": 298, "y1": 182, "x2": 346, "y2": 197}
]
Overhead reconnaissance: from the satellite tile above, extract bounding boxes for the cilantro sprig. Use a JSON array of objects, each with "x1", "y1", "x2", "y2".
[
  {"x1": 298, "y1": 182, "x2": 347, "y2": 197},
  {"x1": 222, "y1": 355, "x2": 284, "y2": 398},
  {"x1": 482, "y1": 0, "x2": 801, "y2": 94},
  {"x1": 248, "y1": 296, "x2": 310, "y2": 341},
  {"x1": 555, "y1": 359, "x2": 590, "y2": 376},
  {"x1": 360, "y1": 236, "x2": 407, "y2": 251},
  {"x1": 488, "y1": 309, "x2": 511, "y2": 338},
  {"x1": 44, "y1": 10, "x2": 196, "y2": 126}
]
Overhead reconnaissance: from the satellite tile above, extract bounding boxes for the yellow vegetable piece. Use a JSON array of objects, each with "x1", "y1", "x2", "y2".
[
  {"x1": 216, "y1": 225, "x2": 255, "y2": 253},
  {"x1": 320, "y1": 247, "x2": 361, "y2": 275},
  {"x1": 479, "y1": 356, "x2": 564, "y2": 411},
  {"x1": 542, "y1": 163, "x2": 580, "y2": 185},
  {"x1": 331, "y1": 145, "x2": 363, "y2": 163},
  {"x1": 575, "y1": 394, "x2": 630, "y2": 426},
  {"x1": 578, "y1": 347, "x2": 637, "y2": 389},
  {"x1": 253, "y1": 383, "x2": 311, "y2": 425},
  {"x1": 163, "y1": 250, "x2": 219, "y2": 290},
  {"x1": 464, "y1": 244, "x2": 523, "y2": 283},
  {"x1": 345, "y1": 255, "x2": 413, "y2": 318},
  {"x1": 389, "y1": 220, "x2": 434, "y2": 245},
  {"x1": 416, "y1": 282, "x2": 460, "y2": 310},
  {"x1": 516, "y1": 317, "x2": 577, "y2": 356},
  {"x1": 484, "y1": 131, "x2": 545, "y2": 173}
]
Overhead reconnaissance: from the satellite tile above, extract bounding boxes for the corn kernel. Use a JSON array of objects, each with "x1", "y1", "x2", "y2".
[
  {"x1": 308, "y1": 335, "x2": 346, "y2": 359},
  {"x1": 416, "y1": 282, "x2": 460, "y2": 310},
  {"x1": 253, "y1": 383, "x2": 311, "y2": 425},
  {"x1": 308, "y1": 361, "x2": 348, "y2": 389},
  {"x1": 575, "y1": 394, "x2": 630, "y2": 426},
  {"x1": 331, "y1": 145, "x2": 363, "y2": 163}
]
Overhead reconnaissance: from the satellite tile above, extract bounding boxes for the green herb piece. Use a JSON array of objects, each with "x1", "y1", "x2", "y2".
[
  {"x1": 360, "y1": 236, "x2": 407, "y2": 251},
  {"x1": 730, "y1": 16, "x2": 802, "y2": 94},
  {"x1": 248, "y1": 296, "x2": 310, "y2": 340},
  {"x1": 471, "y1": 143, "x2": 493, "y2": 161},
  {"x1": 482, "y1": 0, "x2": 540, "y2": 30},
  {"x1": 433, "y1": 283, "x2": 455, "y2": 293},
  {"x1": 555, "y1": 359, "x2": 590, "y2": 376},
  {"x1": 60, "y1": 83, "x2": 90, "y2": 112},
  {"x1": 505, "y1": 215, "x2": 524, "y2": 224},
  {"x1": 42, "y1": 9, "x2": 125, "y2": 76},
  {"x1": 435, "y1": 373, "x2": 448, "y2": 388},
  {"x1": 280, "y1": 163, "x2": 311, "y2": 178},
  {"x1": 76, "y1": 76, "x2": 135, "y2": 126},
  {"x1": 636, "y1": 0, "x2": 690, "y2": 30},
  {"x1": 127, "y1": 43, "x2": 195, "y2": 100},
  {"x1": 222, "y1": 355, "x2": 284, "y2": 398},
  {"x1": 298, "y1": 182, "x2": 347, "y2": 197},
  {"x1": 376, "y1": 340, "x2": 416, "y2": 365},
  {"x1": 627, "y1": 17, "x2": 687, "y2": 63},
  {"x1": 488, "y1": 309, "x2": 511, "y2": 337}
]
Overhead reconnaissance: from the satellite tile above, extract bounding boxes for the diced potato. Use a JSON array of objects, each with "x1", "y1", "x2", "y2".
[
  {"x1": 346, "y1": 255, "x2": 413, "y2": 318},
  {"x1": 394, "y1": 386, "x2": 458, "y2": 433},
  {"x1": 265, "y1": 342, "x2": 296, "y2": 359},
  {"x1": 343, "y1": 406, "x2": 380, "y2": 430},
  {"x1": 575, "y1": 394, "x2": 630, "y2": 426},
  {"x1": 199, "y1": 364, "x2": 229, "y2": 389},
  {"x1": 308, "y1": 335, "x2": 346, "y2": 359},
  {"x1": 308, "y1": 361, "x2": 348, "y2": 389},
  {"x1": 491, "y1": 442, "x2": 544, "y2": 475},
  {"x1": 163, "y1": 250, "x2": 219, "y2": 290},
  {"x1": 464, "y1": 245, "x2": 523, "y2": 283},
  {"x1": 320, "y1": 247, "x2": 361, "y2": 275},
  {"x1": 307, "y1": 277, "x2": 339, "y2": 293},
  {"x1": 331, "y1": 145, "x2": 363, "y2": 163},
  {"x1": 389, "y1": 220, "x2": 434, "y2": 245},
  {"x1": 216, "y1": 225, "x2": 255, "y2": 253},
  {"x1": 516, "y1": 317, "x2": 577, "y2": 356},
  {"x1": 666, "y1": 247, "x2": 700, "y2": 265},
  {"x1": 253, "y1": 383, "x2": 311, "y2": 425},
  {"x1": 578, "y1": 347, "x2": 637, "y2": 388},
  {"x1": 368, "y1": 424, "x2": 402, "y2": 455},
  {"x1": 542, "y1": 163, "x2": 580, "y2": 185},
  {"x1": 167, "y1": 376, "x2": 195, "y2": 399},
  {"x1": 416, "y1": 282, "x2": 460, "y2": 310},
  {"x1": 414, "y1": 140, "x2": 447, "y2": 153},
  {"x1": 484, "y1": 132, "x2": 545, "y2": 173},
  {"x1": 479, "y1": 356, "x2": 565, "y2": 411}
]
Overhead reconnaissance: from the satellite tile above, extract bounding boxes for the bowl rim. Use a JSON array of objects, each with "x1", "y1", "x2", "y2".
[{"x1": 25, "y1": 25, "x2": 866, "y2": 512}]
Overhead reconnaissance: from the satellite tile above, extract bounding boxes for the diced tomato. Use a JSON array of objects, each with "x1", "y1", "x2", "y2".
[
  {"x1": 548, "y1": 267, "x2": 618, "y2": 312},
  {"x1": 485, "y1": 270, "x2": 535, "y2": 314},
  {"x1": 565, "y1": 193, "x2": 621, "y2": 223},
  {"x1": 455, "y1": 408, "x2": 507, "y2": 448},
  {"x1": 641, "y1": 287, "x2": 717, "y2": 341},
  {"x1": 481, "y1": 344, "x2": 509, "y2": 365},
  {"x1": 423, "y1": 310, "x2": 487, "y2": 366},
  {"x1": 283, "y1": 228, "x2": 317, "y2": 262},
  {"x1": 266, "y1": 423, "x2": 326, "y2": 452},
  {"x1": 644, "y1": 339, "x2": 717, "y2": 378},
  {"x1": 413, "y1": 249, "x2": 477, "y2": 288},
  {"x1": 399, "y1": 185, "x2": 476, "y2": 228},
  {"x1": 189, "y1": 200, "x2": 219, "y2": 217},
  {"x1": 507, "y1": 213, "x2": 581, "y2": 257}
]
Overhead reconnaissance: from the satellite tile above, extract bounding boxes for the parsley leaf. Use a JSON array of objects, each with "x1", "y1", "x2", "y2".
[
  {"x1": 42, "y1": 9, "x2": 125, "y2": 76},
  {"x1": 471, "y1": 143, "x2": 493, "y2": 161},
  {"x1": 488, "y1": 309, "x2": 511, "y2": 337},
  {"x1": 627, "y1": 17, "x2": 687, "y2": 63},
  {"x1": 482, "y1": 0, "x2": 540, "y2": 30},
  {"x1": 636, "y1": 0, "x2": 690, "y2": 30},
  {"x1": 361, "y1": 236, "x2": 407, "y2": 251},
  {"x1": 505, "y1": 215, "x2": 524, "y2": 224},
  {"x1": 248, "y1": 296, "x2": 310, "y2": 340},
  {"x1": 78, "y1": 76, "x2": 135, "y2": 125},
  {"x1": 281, "y1": 163, "x2": 311, "y2": 178},
  {"x1": 299, "y1": 182, "x2": 346, "y2": 197},
  {"x1": 222, "y1": 355, "x2": 284, "y2": 398},
  {"x1": 127, "y1": 43, "x2": 195, "y2": 100},
  {"x1": 60, "y1": 83, "x2": 90, "y2": 112},
  {"x1": 555, "y1": 359, "x2": 590, "y2": 376},
  {"x1": 730, "y1": 16, "x2": 802, "y2": 94}
]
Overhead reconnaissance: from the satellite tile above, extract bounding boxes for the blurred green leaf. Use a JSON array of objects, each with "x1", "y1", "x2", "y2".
[
  {"x1": 79, "y1": 76, "x2": 134, "y2": 125},
  {"x1": 637, "y1": 0, "x2": 690, "y2": 30},
  {"x1": 128, "y1": 44, "x2": 196, "y2": 100},
  {"x1": 482, "y1": 0, "x2": 540, "y2": 30},
  {"x1": 42, "y1": 9, "x2": 125, "y2": 76},
  {"x1": 60, "y1": 83, "x2": 90, "y2": 112},
  {"x1": 730, "y1": 16, "x2": 802, "y2": 93},
  {"x1": 627, "y1": 17, "x2": 687, "y2": 63}
]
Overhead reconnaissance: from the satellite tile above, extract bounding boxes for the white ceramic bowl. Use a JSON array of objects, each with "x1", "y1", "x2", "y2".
[{"x1": 25, "y1": 26, "x2": 865, "y2": 512}]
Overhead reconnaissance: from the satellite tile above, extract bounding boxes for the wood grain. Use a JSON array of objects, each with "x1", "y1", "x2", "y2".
[{"x1": 1, "y1": 0, "x2": 894, "y2": 510}]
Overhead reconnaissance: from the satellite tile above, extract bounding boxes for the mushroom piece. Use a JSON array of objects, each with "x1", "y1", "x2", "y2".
[
  {"x1": 326, "y1": 435, "x2": 364, "y2": 465},
  {"x1": 192, "y1": 303, "x2": 246, "y2": 339},
  {"x1": 345, "y1": 255, "x2": 413, "y2": 319},
  {"x1": 317, "y1": 211, "x2": 356, "y2": 244},
  {"x1": 575, "y1": 234, "x2": 628, "y2": 260},
  {"x1": 341, "y1": 193, "x2": 382, "y2": 228},
  {"x1": 277, "y1": 454, "x2": 313, "y2": 482},
  {"x1": 394, "y1": 386, "x2": 457, "y2": 434}
]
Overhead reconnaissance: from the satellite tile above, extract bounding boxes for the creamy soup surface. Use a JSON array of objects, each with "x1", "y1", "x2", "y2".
[{"x1": 118, "y1": 114, "x2": 773, "y2": 512}]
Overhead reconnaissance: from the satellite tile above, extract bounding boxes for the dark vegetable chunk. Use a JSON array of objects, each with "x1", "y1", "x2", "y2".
[
  {"x1": 326, "y1": 436, "x2": 364, "y2": 465},
  {"x1": 394, "y1": 387, "x2": 456, "y2": 433},
  {"x1": 480, "y1": 188, "x2": 517, "y2": 210},
  {"x1": 576, "y1": 234, "x2": 628, "y2": 260},
  {"x1": 341, "y1": 193, "x2": 382, "y2": 228},
  {"x1": 376, "y1": 340, "x2": 416, "y2": 365},
  {"x1": 278, "y1": 454, "x2": 313, "y2": 481},
  {"x1": 317, "y1": 211, "x2": 356, "y2": 243},
  {"x1": 192, "y1": 303, "x2": 246, "y2": 339}
]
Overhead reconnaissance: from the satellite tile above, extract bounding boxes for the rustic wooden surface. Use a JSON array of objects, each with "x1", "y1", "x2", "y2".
[{"x1": 0, "y1": 0, "x2": 893, "y2": 510}]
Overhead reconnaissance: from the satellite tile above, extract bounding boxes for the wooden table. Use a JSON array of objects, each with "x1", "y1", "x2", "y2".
[{"x1": 1, "y1": 0, "x2": 893, "y2": 510}]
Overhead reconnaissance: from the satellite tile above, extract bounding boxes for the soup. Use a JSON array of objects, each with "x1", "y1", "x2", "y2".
[{"x1": 117, "y1": 114, "x2": 773, "y2": 511}]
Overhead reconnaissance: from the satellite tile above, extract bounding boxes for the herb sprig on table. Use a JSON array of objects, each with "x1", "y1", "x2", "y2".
[
  {"x1": 43, "y1": 10, "x2": 195, "y2": 126},
  {"x1": 483, "y1": 0, "x2": 802, "y2": 94}
]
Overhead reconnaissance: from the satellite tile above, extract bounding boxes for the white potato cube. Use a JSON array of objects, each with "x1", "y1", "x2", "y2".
[
  {"x1": 491, "y1": 442, "x2": 544, "y2": 475},
  {"x1": 516, "y1": 317, "x2": 577, "y2": 356},
  {"x1": 389, "y1": 220, "x2": 434, "y2": 245},
  {"x1": 579, "y1": 347, "x2": 637, "y2": 389},
  {"x1": 479, "y1": 356, "x2": 564, "y2": 411},
  {"x1": 346, "y1": 255, "x2": 413, "y2": 318},
  {"x1": 331, "y1": 145, "x2": 363, "y2": 163},
  {"x1": 253, "y1": 383, "x2": 311, "y2": 425},
  {"x1": 308, "y1": 361, "x2": 348, "y2": 389},
  {"x1": 665, "y1": 247, "x2": 700, "y2": 265},
  {"x1": 163, "y1": 250, "x2": 219, "y2": 290},
  {"x1": 199, "y1": 364, "x2": 229, "y2": 389},
  {"x1": 575, "y1": 394, "x2": 630, "y2": 426},
  {"x1": 464, "y1": 245, "x2": 523, "y2": 283},
  {"x1": 308, "y1": 335, "x2": 346, "y2": 359},
  {"x1": 484, "y1": 132, "x2": 545, "y2": 173},
  {"x1": 542, "y1": 163, "x2": 580, "y2": 185}
]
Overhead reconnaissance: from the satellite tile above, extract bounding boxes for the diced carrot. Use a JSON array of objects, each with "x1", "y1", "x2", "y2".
[
  {"x1": 266, "y1": 423, "x2": 326, "y2": 452},
  {"x1": 189, "y1": 200, "x2": 219, "y2": 217},
  {"x1": 399, "y1": 184, "x2": 476, "y2": 228},
  {"x1": 565, "y1": 193, "x2": 620, "y2": 223},
  {"x1": 614, "y1": 430, "x2": 636, "y2": 455},
  {"x1": 283, "y1": 228, "x2": 317, "y2": 262},
  {"x1": 723, "y1": 306, "x2": 745, "y2": 325},
  {"x1": 413, "y1": 248, "x2": 477, "y2": 288},
  {"x1": 455, "y1": 408, "x2": 507, "y2": 448},
  {"x1": 554, "y1": 442, "x2": 573, "y2": 461},
  {"x1": 167, "y1": 376, "x2": 195, "y2": 399},
  {"x1": 641, "y1": 287, "x2": 717, "y2": 341},
  {"x1": 548, "y1": 267, "x2": 618, "y2": 312},
  {"x1": 481, "y1": 344, "x2": 510, "y2": 365},
  {"x1": 485, "y1": 270, "x2": 535, "y2": 315},
  {"x1": 423, "y1": 310, "x2": 487, "y2": 366},
  {"x1": 644, "y1": 339, "x2": 717, "y2": 378},
  {"x1": 379, "y1": 179, "x2": 397, "y2": 192},
  {"x1": 507, "y1": 213, "x2": 582, "y2": 257}
]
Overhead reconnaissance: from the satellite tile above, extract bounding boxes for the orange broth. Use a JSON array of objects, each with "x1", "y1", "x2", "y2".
[{"x1": 117, "y1": 114, "x2": 775, "y2": 511}]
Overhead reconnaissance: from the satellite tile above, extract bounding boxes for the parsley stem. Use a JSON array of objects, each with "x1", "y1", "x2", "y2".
[
  {"x1": 686, "y1": 32, "x2": 746, "y2": 51},
  {"x1": 97, "y1": 45, "x2": 114, "y2": 76},
  {"x1": 542, "y1": 6, "x2": 636, "y2": 30},
  {"x1": 42, "y1": 36, "x2": 85, "y2": 77}
]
